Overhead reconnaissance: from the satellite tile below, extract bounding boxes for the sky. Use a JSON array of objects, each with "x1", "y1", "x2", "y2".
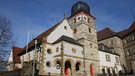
[{"x1": 0, "y1": 0, "x2": 135, "y2": 48}]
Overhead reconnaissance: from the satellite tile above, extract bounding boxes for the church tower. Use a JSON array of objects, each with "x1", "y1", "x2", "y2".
[{"x1": 68, "y1": 1, "x2": 100, "y2": 76}]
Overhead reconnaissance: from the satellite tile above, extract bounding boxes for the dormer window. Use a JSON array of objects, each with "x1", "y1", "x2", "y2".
[
  {"x1": 112, "y1": 50, "x2": 114, "y2": 53},
  {"x1": 110, "y1": 48, "x2": 114, "y2": 53},
  {"x1": 101, "y1": 45, "x2": 105, "y2": 50}
]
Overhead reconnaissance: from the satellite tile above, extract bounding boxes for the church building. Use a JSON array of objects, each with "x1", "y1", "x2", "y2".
[{"x1": 7, "y1": 1, "x2": 126, "y2": 76}]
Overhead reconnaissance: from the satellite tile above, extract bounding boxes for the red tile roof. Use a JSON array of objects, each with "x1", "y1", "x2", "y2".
[
  {"x1": 97, "y1": 28, "x2": 117, "y2": 41},
  {"x1": 117, "y1": 21, "x2": 135, "y2": 38},
  {"x1": 117, "y1": 29, "x2": 128, "y2": 38},
  {"x1": 12, "y1": 46, "x2": 23, "y2": 63},
  {"x1": 97, "y1": 21, "x2": 135, "y2": 40},
  {"x1": 123, "y1": 21, "x2": 135, "y2": 37},
  {"x1": 18, "y1": 21, "x2": 62, "y2": 56}
]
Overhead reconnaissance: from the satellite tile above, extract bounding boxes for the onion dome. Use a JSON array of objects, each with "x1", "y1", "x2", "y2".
[{"x1": 71, "y1": 1, "x2": 90, "y2": 16}]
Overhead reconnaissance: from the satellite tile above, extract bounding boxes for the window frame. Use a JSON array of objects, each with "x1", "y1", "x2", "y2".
[{"x1": 106, "y1": 54, "x2": 111, "y2": 62}]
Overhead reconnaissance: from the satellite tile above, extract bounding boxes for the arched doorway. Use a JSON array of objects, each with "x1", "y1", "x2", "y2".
[
  {"x1": 90, "y1": 65, "x2": 94, "y2": 76},
  {"x1": 65, "y1": 61, "x2": 71, "y2": 75}
]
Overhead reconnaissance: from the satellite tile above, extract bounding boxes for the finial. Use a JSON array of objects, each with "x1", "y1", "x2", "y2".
[{"x1": 64, "y1": 13, "x2": 67, "y2": 19}]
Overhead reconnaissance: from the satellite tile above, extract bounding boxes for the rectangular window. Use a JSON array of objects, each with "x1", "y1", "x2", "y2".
[
  {"x1": 90, "y1": 43, "x2": 92, "y2": 48},
  {"x1": 115, "y1": 57, "x2": 119, "y2": 63},
  {"x1": 74, "y1": 18, "x2": 76, "y2": 23},
  {"x1": 106, "y1": 54, "x2": 111, "y2": 62},
  {"x1": 110, "y1": 40, "x2": 114, "y2": 45},
  {"x1": 74, "y1": 29, "x2": 76, "y2": 34},
  {"x1": 132, "y1": 35, "x2": 135, "y2": 40},
  {"x1": 89, "y1": 28, "x2": 91, "y2": 33}
]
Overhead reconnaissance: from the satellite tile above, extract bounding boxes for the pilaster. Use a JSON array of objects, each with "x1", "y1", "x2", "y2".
[{"x1": 39, "y1": 37, "x2": 47, "y2": 75}]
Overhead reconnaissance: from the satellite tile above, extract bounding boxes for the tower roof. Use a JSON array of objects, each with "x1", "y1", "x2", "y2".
[{"x1": 71, "y1": 1, "x2": 90, "y2": 16}]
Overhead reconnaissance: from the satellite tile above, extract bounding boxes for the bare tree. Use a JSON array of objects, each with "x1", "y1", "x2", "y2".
[{"x1": 0, "y1": 17, "x2": 15, "y2": 71}]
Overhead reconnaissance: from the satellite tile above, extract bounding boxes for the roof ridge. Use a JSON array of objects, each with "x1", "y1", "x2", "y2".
[
  {"x1": 125, "y1": 21, "x2": 135, "y2": 34},
  {"x1": 119, "y1": 21, "x2": 135, "y2": 38},
  {"x1": 97, "y1": 27, "x2": 118, "y2": 41}
]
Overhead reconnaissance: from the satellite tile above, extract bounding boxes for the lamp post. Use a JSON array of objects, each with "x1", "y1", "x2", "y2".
[{"x1": 32, "y1": 39, "x2": 38, "y2": 76}]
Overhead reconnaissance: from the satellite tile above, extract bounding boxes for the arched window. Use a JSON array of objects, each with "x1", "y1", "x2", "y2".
[
  {"x1": 89, "y1": 28, "x2": 91, "y2": 33},
  {"x1": 76, "y1": 62, "x2": 80, "y2": 71},
  {"x1": 56, "y1": 61, "x2": 61, "y2": 69},
  {"x1": 56, "y1": 47, "x2": 59, "y2": 52}
]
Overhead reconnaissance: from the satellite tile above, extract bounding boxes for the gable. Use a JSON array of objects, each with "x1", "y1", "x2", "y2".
[
  {"x1": 18, "y1": 21, "x2": 61, "y2": 56},
  {"x1": 18, "y1": 19, "x2": 73, "y2": 56},
  {"x1": 8, "y1": 46, "x2": 22, "y2": 63},
  {"x1": 8, "y1": 49, "x2": 13, "y2": 63},
  {"x1": 47, "y1": 19, "x2": 73, "y2": 43}
]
